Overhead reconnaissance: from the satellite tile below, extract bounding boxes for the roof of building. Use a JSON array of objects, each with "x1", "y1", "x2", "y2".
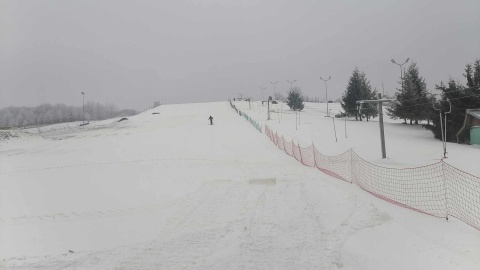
[{"x1": 467, "y1": 109, "x2": 480, "y2": 120}]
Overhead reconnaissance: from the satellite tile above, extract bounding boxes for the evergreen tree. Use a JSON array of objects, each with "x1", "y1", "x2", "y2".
[
  {"x1": 286, "y1": 87, "x2": 305, "y2": 111},
  {"x1": 387, "y1": 62, "x2": 429, "y2": 124},
  {"x1": 424, "y1": 59, "x2": 480, "y2": 143},
  {"x1": 341, "y1": 67, "x2": 378, "y2": 121}
]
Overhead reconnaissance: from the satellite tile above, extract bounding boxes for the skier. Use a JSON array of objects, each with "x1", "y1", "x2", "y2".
[{"x1": 208, "y1": 115, "x2": 213, "y2": 125}]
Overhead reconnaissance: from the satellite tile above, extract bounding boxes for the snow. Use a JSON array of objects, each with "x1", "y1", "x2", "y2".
[{"x1": 1, "y1": 101, "x2": 479, "y2": 269}]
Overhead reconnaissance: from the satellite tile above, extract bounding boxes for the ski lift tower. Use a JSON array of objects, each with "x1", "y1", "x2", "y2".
[{"x1": 356, "y1": 93, "x2": 394, "y2": 159}]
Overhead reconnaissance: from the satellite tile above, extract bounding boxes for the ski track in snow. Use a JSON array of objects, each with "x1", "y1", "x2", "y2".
[
  {"x1": 32, "y1": 179, "x2": 382, "y2": 270},
  {"x1": 2, "y1": 102, "x2": 479, "y2": 269}
]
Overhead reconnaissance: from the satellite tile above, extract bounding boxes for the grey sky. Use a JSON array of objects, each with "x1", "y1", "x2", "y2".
[{"x1": 1, "y1": 0, "x2": 479, "y2": 110}]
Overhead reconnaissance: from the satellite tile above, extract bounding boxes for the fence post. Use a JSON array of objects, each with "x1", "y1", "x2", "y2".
[
  {"x1": 291, "y1": 139, "x2": 294, "y2": 156},
  {"x1": 441, "y1": 161, "x2": 449, "y2": 221},
  {"x1": 312, "y1": 143, "x2": 316, "y2": 169},
  {"x1": 350, "y1": 149, "x2": 354, "y2": 184},
  {"x1": 299, "y1": 142, "x2": 303, "y2": 164}
]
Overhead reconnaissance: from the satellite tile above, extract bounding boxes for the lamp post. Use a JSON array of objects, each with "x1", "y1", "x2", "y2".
[
  {"x1": 270, "y1": 81, "x2": 278, "y2": 99},
  {"x1": 391, "y1": 58, "x2": 409, "y2": 91},
  {"x1": 287, "y1": 80, "x2": 297, "y2": 89},
  {"x1": 320, "y1": 76, "x2": 331, "y2": 116},
  {"x1": 81, "y1": 92, "x2": 85, "y2": 125},
  {"x1": 260, "y1": 86, "x2": 266, "y2": 101}
]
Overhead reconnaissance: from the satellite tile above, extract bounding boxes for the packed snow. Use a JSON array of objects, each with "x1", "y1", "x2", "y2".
[{"x1": 1, "y1": 101, "x2": 479, "y2": 269}]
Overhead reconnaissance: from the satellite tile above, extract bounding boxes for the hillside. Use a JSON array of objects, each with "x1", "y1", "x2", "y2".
[{"x1": 1, "y1": 102, "x2": 479, "y2": 269}]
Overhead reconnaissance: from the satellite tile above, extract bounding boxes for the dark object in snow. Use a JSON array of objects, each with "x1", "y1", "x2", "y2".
[
  {"x1": 79, "y1": 122, "x2": 89, "y2": 126},
  {"x1": 68, "y1": 250, "x2": 74, "y2": 253},
  {"x1": 208, "y1": 116, "x2": 213, "y2": 125},
  {"x1": 152, "y1": 112, "x2": 160, "y2": 115},
  {"x1": 118, "y1": 118, "x2": 128, "y2": 122}
]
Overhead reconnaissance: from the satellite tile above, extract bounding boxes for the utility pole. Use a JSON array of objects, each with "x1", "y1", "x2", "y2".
[
  {"x1": 320, "y1": 76, "x2": 331, "y2": 116},
  {"x1": 357, "y1": 93, "x2": 394, "y2": 159}
]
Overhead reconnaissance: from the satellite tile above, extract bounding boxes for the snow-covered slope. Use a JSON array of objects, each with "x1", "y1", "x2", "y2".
[{"x1": 1, "y1": 102, "x2": 479, "y2": 269}]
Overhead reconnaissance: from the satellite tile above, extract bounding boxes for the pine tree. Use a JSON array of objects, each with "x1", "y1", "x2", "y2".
[
  {"x1": 388, "y1": 62, "x2": 429, "y2": 124},
  {"x1": 424, "y1": 59, "x2": 480, "y2": 143},
  {"x1": 286, "y1": 87, "x2": 305, "y2": 111},
  {"x1": 341, "y1": 67, "x2": 378, "y2": 121}
]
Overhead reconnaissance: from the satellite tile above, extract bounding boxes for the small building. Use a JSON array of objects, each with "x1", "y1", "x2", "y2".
[{"x1": 456, "y1": 109, "x2": 480, "y2": 145}]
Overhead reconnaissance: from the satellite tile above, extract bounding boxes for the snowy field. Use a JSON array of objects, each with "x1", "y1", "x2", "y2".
[{"x1": 1, "y1": 101, "x2": 479, "y2": 269}]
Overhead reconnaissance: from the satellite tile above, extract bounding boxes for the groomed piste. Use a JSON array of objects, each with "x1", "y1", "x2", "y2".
[{"x1": 1, "y1": 101, "x2": 479, "y2": 269}]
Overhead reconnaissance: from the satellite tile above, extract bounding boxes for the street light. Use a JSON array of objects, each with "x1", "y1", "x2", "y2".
[
  {"x1": 320, "y1": 76, "x2": 332, "y2": 116},
  {"x1": 81, "y1": 92, "x2": 85, "y2": 125},
  {"x1": 260, "y1": 86, "x2": 266, "y2": 101},
  {"x1": 391, "y1": 58, "x2": 409, "y2": 91},
  {"x1": 287, "y1": 80, "x2": 297, "y2": 89},
  {"x1": 270, "y1": 81, "x2": 278, "y2": 99}
]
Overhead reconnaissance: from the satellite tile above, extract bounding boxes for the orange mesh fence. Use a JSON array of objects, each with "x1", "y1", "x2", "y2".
[
  {"x1": 284, "y1": 139, "x2": 293, "y2": 157},
  {"x1": 352, "y1": 152, "x2": 447, "y2": 217},
  {"x1": 299, "y1": 144, "x2": 315, "y2": 167},
  {"x1": 314, "y1": 147, "x2": 352, "y2": 182},
  {"x1": 263, "y1": 125, "x2": 480, "y2": 231},
  {"x1": 277, "y1": 135, "x2": 285, "y2": 151},
  {"x1": 292, "y1": 143, "x2": 302, "y2": 162},
  {"x1": 444, "y1": 163, "x2": 480, "y2": 230}
]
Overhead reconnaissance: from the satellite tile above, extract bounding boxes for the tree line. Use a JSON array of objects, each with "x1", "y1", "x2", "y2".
[
  {"x1": 339, "y1": 58, "x2": 479, "y2": 144},
  {"x1": 0, "y1": 102, "x2": 137, "y2": 128}
]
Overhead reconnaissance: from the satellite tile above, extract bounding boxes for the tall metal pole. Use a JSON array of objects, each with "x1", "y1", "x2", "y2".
[
  {"x1": 81, "y1": 92, "x2": 85, "y2": 124},
  {"x1": 332, "y1": 117, "x2": 337, "y2": 142},
  {"x1": 295, "y1": 112, "x2": 298, "y2": 130},
  {"x1": 357, "y1": 94, "x2": 393, "y2": 159},
  {"x1": 444, "y1": 99, "x2": 452, "y2": 158},
  {"x1": 270, "y1": 81, "x2": 278, "y2": 99},
  {"x1": 378, "y1": 93, "x2": 386, "y2": 158},
  {"x1": 287, "y1": 80, "x2": 297, "y2": 89},
  {"x1": 391, "y1": 58, "x2": 409, "y2": 124},
  {"x1": 391, "y1": 58, "x2": 409, "y2": 92},
  {"x1": 320, "y1": 76, "x2": 331, "y2": 116},
  {"x1": 260, "y1": 87, "x2": 266, "y2": 101},
  {"x1": 267, "y1": 100, "x2": 270, "y2": 120}
]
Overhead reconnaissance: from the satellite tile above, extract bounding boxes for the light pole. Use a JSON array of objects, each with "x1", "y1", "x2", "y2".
[
  {"x1": 260, "y1": 86, "x2": 266, "y2": 101},
  {"x1": 320, "y1": 76, "x2": 331, "y2": 116},
  {"x1": 270, "y1": 81, "x2": 278, "y2": 99},
  {"x1": 287, "y1": 80, "x2": 297, "y2": 89},
  {"x1": 81, "y1": 92, "x2": 85, "y2": 125},
  {"x1": 391, "y1": 58, "x2": 409, "y2": 91}
]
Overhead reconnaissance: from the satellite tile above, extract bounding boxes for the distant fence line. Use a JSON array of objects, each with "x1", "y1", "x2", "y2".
[
  {"x1": 264, "y1": 125, "x2": 480, "y2": 231},
  {"x1": 229, "y1": 100, "x2": 262, "y2": 133}
]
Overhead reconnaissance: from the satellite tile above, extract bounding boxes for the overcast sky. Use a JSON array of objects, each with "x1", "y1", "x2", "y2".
[{"x1": 1, "y1": 0, "x2": 479, "y2": 110}]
